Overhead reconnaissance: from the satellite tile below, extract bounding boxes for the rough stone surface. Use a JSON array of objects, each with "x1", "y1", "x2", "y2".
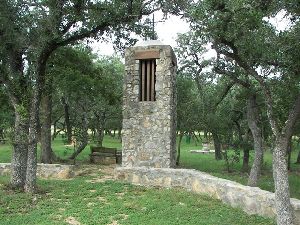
[
  {"x1": 91, "y1": 155, "x2": 116, "y2": 165},
  {"x1": 115, "y1": 167, "x2": 300, "y2": 223},
  {"x1": 0, "y1": 163, "x2": 75, "y2": 179},
  {"x1": 122, "y1": 44, "x2": 177, "y2": 168}
]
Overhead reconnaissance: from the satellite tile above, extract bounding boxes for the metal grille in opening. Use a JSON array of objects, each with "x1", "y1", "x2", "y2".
[{"x1": 139, "y1": 59, "x2": 156, "y2": 101}]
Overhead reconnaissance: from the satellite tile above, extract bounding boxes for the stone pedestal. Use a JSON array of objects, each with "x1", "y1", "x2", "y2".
[{"x1": 122, "y1": 40, "x2": 177, "y2": 168}]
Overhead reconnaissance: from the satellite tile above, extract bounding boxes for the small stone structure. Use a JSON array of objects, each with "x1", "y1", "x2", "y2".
[
  {"x1": 118, "y1": 40, "x2": 300, "y2": 222},
  {"x1": 122, "y1": 40, "x2": 177, "y2": 168},
  {"x1": 0, "y1": 163, "x2": 75, "y2": 179},
  {"x1": 115, "y1": 167, "x2": 300, "y2": 223}
]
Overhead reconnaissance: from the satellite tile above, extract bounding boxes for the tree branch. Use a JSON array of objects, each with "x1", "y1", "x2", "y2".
[
  {"x1": 283, "y1": 94, "x2": 300, "y2": 139},
  {"x1": 215, "y1": 81, "x2": 235, "y2": 108},
  {"x1": 0, "y1": 75, "x2": 20, "y2": 108},
  {"x1": 57, "y1": 23, "x2": 110, "y2": 47},
  {"x1": 215, "y1": 40, "x2": 280, "y2": 136},
  {"x1": 214, "y1": 67, "x2": 251, "y2": 89}
]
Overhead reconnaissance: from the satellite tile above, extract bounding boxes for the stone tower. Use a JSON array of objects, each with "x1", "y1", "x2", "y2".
[{"x1": 122, "y1": 40, "x2": 177, "y2": 168}]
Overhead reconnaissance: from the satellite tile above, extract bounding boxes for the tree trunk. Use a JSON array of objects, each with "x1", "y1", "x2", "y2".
[
  {"x1": 118, "y1": 128, "x2": 121, "y2": 140},
  {"x1": 68, "y1": 138, "x2": 88, "y2": 160},
  {"x1": 271, "y1": 95, "x2": 300, "y2": 225},
  {"x1": 273, "y1": 137, "x2": 294, "y2": 225},
  {"x1": 296, "y1": 150, "x2": 300, "y2": 164},
  {"x1": 6, "y1": 49, "x2": 29, "y2": 189},
  {"x1": 68, "y1": 111, "x2": 88, "y2": 160},
  {"x1": 212, "y1": 132, "x2": 222, "y2": 160},
  {"x1": 197, "y1": 132, "x2": 203, "y2": 142},
  {"x1": 287, "y1": 138, "x2": 292, "y2": 171},
  {"x1": 0, "y1": 128, "x2": 4, "y2": 143},
  {"x1": 61, "y1": 97, "x2": 72, "y2": 144},
  {"x1": 176, "y1": 132, "x2": 184, "y2": 166},
  {"x1": 234, "y1": 120, "x2": 250, "y2": 172},
  {"x1": 204, "y1": 131, "x2": 208, "y2": 142},
  {"x1": 247, "y1": 94, "x2": 264, "y2": 187},
  {"x1": 192, "y1": 132, "x2": 200, "y2": 146},
  {"x1": 218, "y1": 38, "x2": 300, "y2": 224},
  {"x1": 10, "y1": 111, "x2": 29, "y2": 189},
  {"x1": 25, "y1": 93, "x2": 39, "y2": 193},
  {"x1": 242, "y1": 148, "x2": 250, "y2": 171},
  {"x1": 25, "y1": 46, "x2": 53, "y2": 192},
  {"x1": 40, "y1": 90, "x2": 53, "y2": 164},
  {"x1": 95, "y1": 113, "x2": 105, "y2": 147},
  {"x1": 97, "y1": 128, "x2": 104, "y2": 147}
]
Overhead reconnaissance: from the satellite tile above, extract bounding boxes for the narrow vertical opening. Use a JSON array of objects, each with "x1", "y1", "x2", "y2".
[{"x1": 139, "y1": 59, "x2": 156, "y2": 101}]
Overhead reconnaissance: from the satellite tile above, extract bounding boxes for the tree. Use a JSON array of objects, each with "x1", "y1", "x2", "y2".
[
  {"x1": 176, "y1": 33, "x2": 233, "y2": 160},
  {"x1": 91, "y1": 56, "x2": 124, "y2": 147},
  {"x1": 214, "y1": 66, "x2": 265, "y2": 185},
  {"x1": 40, "y1": 46, "x2": 96, "y2": 162},
  {"x1": 40, "y1": 75, "x2": 55, "y2": 163},
  {"x1": 187, "y1": 1, "x2": 300, "y2": 223},
  {"x1": 176, "y1": 20, "x2": 267, "y2": 187},
  {"x1": 176, "y1": 73, "x2": 200, "y2": 165},
  {"x1": 0, "y1": 87, "x2": 13, "y2": 143},
  {"x1": 0, "y1": 0, "x2": 189, "y2": 192},
  {"x1": 48, "y1": 47, "x2": 124, "y2": 160}
]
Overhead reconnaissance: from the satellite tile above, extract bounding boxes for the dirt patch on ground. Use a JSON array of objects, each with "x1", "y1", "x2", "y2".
[
  {"x1": 106, "y1": 220, "x2": 119, "y2": 225},
  {"x1": 106, "y1": 214, "x2": 128, "y2": 225},
  {"x1": 65, "y1": 216, "x2": 81, "y2": 225},
  {"x1": 77, "y1": 164, "x2": 116, "y2": 183}
]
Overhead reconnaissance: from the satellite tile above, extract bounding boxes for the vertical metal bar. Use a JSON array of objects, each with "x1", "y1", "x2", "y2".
[
  {"x1": 141, "y1": 61, "x2": 145, "y2": 101},
  {"x1": 151, "y1": 60, "x2": 155, "y2": 101},
  {"x1": 147, "y1": 60, "x2": 151, "y2": 101},
  {"x1": 139, "y1": 60, "x2": 142, "y2": 101}
]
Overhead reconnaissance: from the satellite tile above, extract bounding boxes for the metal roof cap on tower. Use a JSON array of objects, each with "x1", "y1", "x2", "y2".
[{"x1": 134, "y1": 40, "x2": 166, "y2": 47}]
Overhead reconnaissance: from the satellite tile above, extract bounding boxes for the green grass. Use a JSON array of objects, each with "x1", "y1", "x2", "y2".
[
  {"x1": 0, "y1": 136, "x2": 122, "y2": 163},
  {"x1": 0, "y1": 170, "x2": 275, "y2": 225},
  {"x1": 178, "y1": 138, "x2": 300, "y2": 199},
  {"x1": 0, "y1": 134, "x2": 299, "y2": 199},
  {"x1": 0, "y1": 143, "x2": 12, "y2": 163}
]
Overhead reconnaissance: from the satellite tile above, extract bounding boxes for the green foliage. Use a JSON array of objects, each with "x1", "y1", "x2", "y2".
[
  {"x1": 47, "y1": 46, "x2": 124, "y2": 148},
  {"x1": 175, "y1": 31, "x2": 240, "y2": 146},
  {"x1": 178, "y1": 138, "x2": 300, "y2": 199},
  {"x1": 176, "y1": 74, "x2": 200, "y2": 131},
  {"x1": 186, "y1": 0, "x2": 300, "y2": 128},
  {"x1": 0, "y1": 88, "x2": 13, "y2": 131},
  {"x1": 223, "y1": 148, "x2": 240, "y2": 172}
]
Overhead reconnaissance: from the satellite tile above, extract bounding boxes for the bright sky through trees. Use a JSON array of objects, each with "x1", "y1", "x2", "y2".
[
  {"x1": 90, "y1": 9, "x2": 292, "y2": 58},
  {"x1": 90, "y1": 11, "x2": 189, "y2": 56}
]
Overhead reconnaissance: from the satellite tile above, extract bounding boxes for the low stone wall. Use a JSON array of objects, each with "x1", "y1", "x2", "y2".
[
  {"x1": 115, "y1": 167, "x2": 300, "y2": 223},
  {"x1": 0, "y1": 163, "x2": 75, "y2": 179}
]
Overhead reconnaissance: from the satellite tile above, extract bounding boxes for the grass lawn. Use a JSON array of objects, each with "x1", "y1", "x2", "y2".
[
  {"x1": 0, "y1": 166, "x2": 275, "y2": 225},
  {"x1": 0, "y1": 135, "x2": 300, "y2": 199},
  {"x1": 0, "y1": 135, "x2": 299, "y2": 224},
  {"x1": 178, "y1": 138, "x2": 300, "y2": 200}
]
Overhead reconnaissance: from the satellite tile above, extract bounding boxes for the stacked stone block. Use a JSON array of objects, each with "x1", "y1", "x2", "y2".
[{"x1": 122, "y1": 41, "x2": 177, "y2": 168}]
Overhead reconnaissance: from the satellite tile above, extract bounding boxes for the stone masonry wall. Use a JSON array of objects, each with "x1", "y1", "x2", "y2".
[
  {"x1": 122, "y1": 44, "x2": 177, "y2": 168},
  {"x1": 115, "y1": 167, "x2": 300, "y2": 223},
  {"x1": 0, "y1": 163, "x2": 75, "y2": 179}
]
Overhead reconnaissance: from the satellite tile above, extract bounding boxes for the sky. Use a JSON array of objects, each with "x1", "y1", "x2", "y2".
[
  {"x1": 89, "y1": 9, "x2": 291, "y2": 58},
  {"x1": 90, "y1": 12, "x2": 190, "y2": 57}
]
